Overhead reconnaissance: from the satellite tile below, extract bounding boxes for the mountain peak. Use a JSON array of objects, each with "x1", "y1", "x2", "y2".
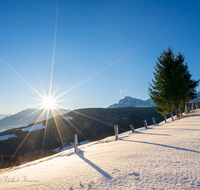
[{"x1": 108, "y1": 96, "x2": 155, "y2": 108}]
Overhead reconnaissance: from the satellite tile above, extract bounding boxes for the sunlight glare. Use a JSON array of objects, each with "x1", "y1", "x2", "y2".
[{"x1": 43, "y1": 97, "x2": 56, "y2": 110}]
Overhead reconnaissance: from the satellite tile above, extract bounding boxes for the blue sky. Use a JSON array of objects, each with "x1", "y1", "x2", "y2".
[{"x1": 0, "y1": 0, "x2": 200, "y2": 114}]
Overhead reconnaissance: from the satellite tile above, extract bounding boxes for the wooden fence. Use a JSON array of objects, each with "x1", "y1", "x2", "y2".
[{"x1": 73, "y1": 102, "x2": 199, "y2": 153}]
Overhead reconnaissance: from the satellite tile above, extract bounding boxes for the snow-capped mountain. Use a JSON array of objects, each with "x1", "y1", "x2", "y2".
[{"x1": 108, "y1": 96, "x2": 155, "y2": 108}]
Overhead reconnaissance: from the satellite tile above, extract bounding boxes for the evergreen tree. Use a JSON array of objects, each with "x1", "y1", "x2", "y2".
[{"x1": 149, "y1": 47, "x2": 199, "y2": 118}]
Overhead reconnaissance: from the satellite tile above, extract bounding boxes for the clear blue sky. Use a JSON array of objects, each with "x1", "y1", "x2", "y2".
[{"x1": 0, "y1": 0, "x2": 200, "y2": 114}]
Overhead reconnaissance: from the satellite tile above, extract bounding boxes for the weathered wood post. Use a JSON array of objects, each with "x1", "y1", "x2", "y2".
[
  {"x1": 152, "y1": 117, "x2": 156, "y2": 126},
  {"x1": 129, "y1": 124, "x2": 135, "y2": 133},
  {"x1": 74, "y1": 134, "x2": 78, "y2": 153},
  {"x1": 114, "y1": 125, "x2": 119, "y2": 140},
  {"x1": 164, "y1": 115, "x2": 167, "y2": 123},
  {"x1": 143, "y1": 120, "x2": 148, "y2": 129},
  {"x1": 171, "y1": 112, "x2": 174, "y2": 122}
]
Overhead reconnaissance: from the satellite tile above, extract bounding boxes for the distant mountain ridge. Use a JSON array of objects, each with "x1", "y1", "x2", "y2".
[
  {"x1": 108, "y1": 96, "x2": 155, "y2": 108},
  {"x1": 0, "y1": 114, "x2": 11, "y2": 120},
  {"x1": 0, "y1": 108, "x2": 70, "y2": 133},
  {"x1": 109, "y1": 91, "x2": 200, "y2": 109}
]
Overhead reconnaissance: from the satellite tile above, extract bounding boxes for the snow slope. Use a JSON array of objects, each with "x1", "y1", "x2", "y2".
[
  {"x1": 108, "y1": 96, "x2": 155, "y2": 108},
  {"x1": 0, "y1": 110, "x2": 200, "y2": 189}
]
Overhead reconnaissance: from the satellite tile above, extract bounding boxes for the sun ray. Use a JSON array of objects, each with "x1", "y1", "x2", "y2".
[
  {"x1": 51, "y1": 109, "x2": 65, "y2": 149},
  {"x1": 9, "y1": 106, "x2": 45, "y2": 127},
  {"x1": 53, "y1": 12, "x2": 195, "y2": 102},
  {"x1": 56, "y1": 104, "x2": 127, "y2": 132},
  {"x1": 0, "y1": 57, "x2": 44, "y2": 100},
  {"x1": 49, "y1": 0, "x2": 59, "y2": 98},
  {"x1": 42, "y1": 109, "x2": 49, "y2": 152},
  {"x1": 51, "y1": 65, "x2": 73, "y2": 99},
  {"x1": 54, "y1": 41, "x2": 152, "y2": 101},
  {"x1": 71, "y1": 110, "x2": 127, "y2": 132},
  {"x1": 5, "y1": 108, "x2": 47, "y2": 168},
  {"x1": 54, "y1": 109, "x2": 88, "y2": 140}
]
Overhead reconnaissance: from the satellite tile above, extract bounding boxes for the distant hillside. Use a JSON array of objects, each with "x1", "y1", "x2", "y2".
[
  {"x1": 0, "y1": 107, "x2": 165, "y2": 156},
  {"x1": 0, "y1": 108, "x2": 70, "y2": 133},
  {"x1": 108, "y1": 96, "x2": 155, "y2": 108},
  {"x1": 0, "y1": 114, "x2": 11, "y2": 120}
]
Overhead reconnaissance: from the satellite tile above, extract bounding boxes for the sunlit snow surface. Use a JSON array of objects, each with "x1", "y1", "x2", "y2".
[
  {"x1": 0, "y1": 134, "x2": 16, "y2": 141},
  {"x1": 1, "y1": 110, "x2": 200, "y2": 189},
  {"x1": 22, "y1": 123, "x2": 45, "y2": 132}
]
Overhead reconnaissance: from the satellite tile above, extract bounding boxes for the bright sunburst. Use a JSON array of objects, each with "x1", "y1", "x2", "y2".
[{"x1": 42, "y1": 97, "x2": 56, "y2": 110}]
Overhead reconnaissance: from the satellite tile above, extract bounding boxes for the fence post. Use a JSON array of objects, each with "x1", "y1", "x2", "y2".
[
  {"x1": 114, "y1": 125, "x2": 119, "y2": 140},
  {"x1": 171, "y1": 112, "x2": 173, "y2": 122},
  {"x1": 152, "y1": 117, "x2": 156, "y2": 126},
  {"x1": 143, "y1": 120, "x2": 148, "y2": 129},
  {"x1": 129, "y1": 124, "x2": 135, "y2": 133},
  {"x1": 74, "y1": 134, "x2": 78, "y2": 153},
  {"x1": 164, "y1": 115, "x2": 167, "y2": 123}
]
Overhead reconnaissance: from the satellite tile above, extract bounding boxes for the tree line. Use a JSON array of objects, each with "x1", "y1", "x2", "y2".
[{"x1": 149, "y1": 47, "x2": 199, "y2": 118}]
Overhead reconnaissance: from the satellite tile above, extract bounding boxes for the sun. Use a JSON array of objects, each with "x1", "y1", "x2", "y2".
[{"x1": 42, "y1": 97, "x2": 56, "y2": 110}]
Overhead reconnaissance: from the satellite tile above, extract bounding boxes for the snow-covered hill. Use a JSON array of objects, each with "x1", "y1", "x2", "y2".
[
  {"x1": 1, "y1": 109, "x2": 200, "y2": 189},
  {"x1": 108, "y1": 96, "x2": 155, "y2": 108}
]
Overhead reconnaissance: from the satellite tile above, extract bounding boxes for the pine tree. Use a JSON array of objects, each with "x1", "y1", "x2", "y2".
[{"x1": 149, "y1": 47, "x2": 199, "y2": 118}]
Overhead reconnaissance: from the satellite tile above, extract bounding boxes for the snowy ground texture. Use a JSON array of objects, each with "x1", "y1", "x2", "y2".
[{"x1": 1, "y1": 109, "x2": 200, "y2": 189}]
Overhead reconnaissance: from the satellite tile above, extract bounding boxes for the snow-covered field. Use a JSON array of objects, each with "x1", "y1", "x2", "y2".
[
  {"x1": 0, "y1": 134, "x2": 16, "y2": 141},
  {"x1": 22, "y1": 123, "x2": 45, "y2": 132},
  {"x1": 1, "y1": 109, "x2": 200, "y2": 189}
]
